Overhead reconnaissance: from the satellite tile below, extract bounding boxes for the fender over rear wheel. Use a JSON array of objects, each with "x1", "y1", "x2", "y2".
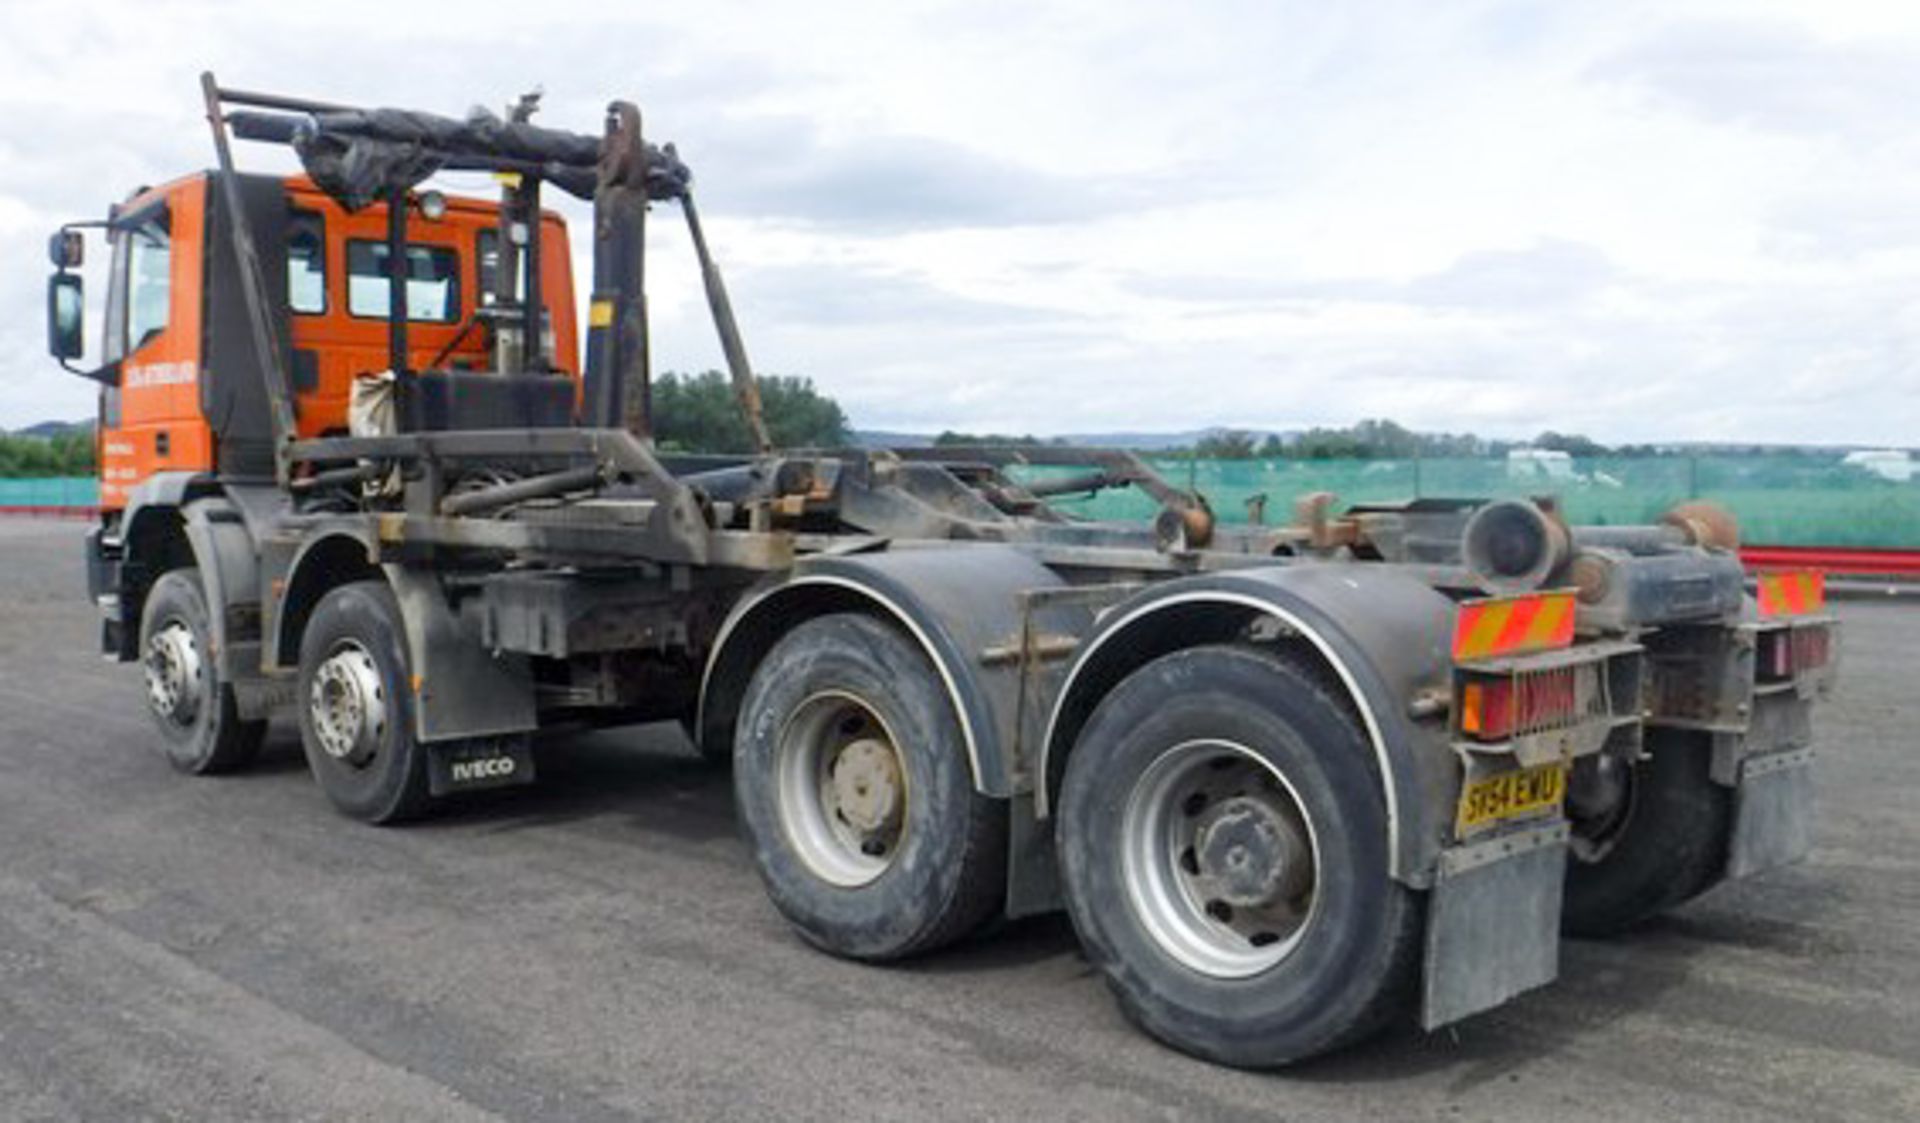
[
  {"x1": 296, "y1": 580, "x2": 431, "y2": 825},
  {"x1": 138, "y1": 567, "x2": 266, "y2": 774},
  {"x1": 732, "y1": 613, "x2": 1006, "y2": 960},
  {"x1": 1056, "y1": 645, "x2": 1420, "y2": 1068}
]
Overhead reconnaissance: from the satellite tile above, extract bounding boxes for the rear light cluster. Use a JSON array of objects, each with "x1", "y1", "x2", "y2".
[
  {"x1": 1758, "y1": 625, "x2": 1831, "y2": 682},
  {"x1": 1459, "y1": 666, "x2": 1590, "y2": 743}
]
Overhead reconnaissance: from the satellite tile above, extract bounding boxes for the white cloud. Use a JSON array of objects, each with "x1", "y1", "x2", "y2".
[{"x1": 0, "y1": 0, "x2": 1915, "y2": 446}]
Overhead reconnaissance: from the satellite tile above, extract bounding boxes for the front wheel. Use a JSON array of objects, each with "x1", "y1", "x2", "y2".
[
  {"x1": 138, "y1": 567, "x2": 266, "y2": 774},
  {"x1": 1057, "y1": 646, "x2": 1420, "y2": 1068}
]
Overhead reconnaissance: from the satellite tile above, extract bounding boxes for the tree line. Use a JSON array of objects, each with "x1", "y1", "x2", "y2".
[
  {"x1": 0, "y1": 371, "x2": 851, "y2": 478},
  {"x1": 1, "y1": 383, "x2": 1865, "y2": 476},
  {"x1": 925, "y1": 420, "x2": 1622, "y2": 460},
  {"x1": 0, "y1": 431, "x2": 94, "y2": 477},
  {"x1": 652, "y1": 371, "x2": 850, "y2": 454},
  {"x1": 1187, "y1": 421, "x2": 1683, "y2": 461}
]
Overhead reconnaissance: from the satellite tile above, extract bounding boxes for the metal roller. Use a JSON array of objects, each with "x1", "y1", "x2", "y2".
[{"x1": 1461, "y1": 499, "x2": 1570, "y2": 593}]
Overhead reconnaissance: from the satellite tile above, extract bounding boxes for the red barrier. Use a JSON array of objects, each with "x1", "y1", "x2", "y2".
[
  {"x1": 0, "y1": 505, "x2": 98, "y2": 520},
  {"x1": 1741, "y1": 545, "x2": 1920, "y2": 577}
]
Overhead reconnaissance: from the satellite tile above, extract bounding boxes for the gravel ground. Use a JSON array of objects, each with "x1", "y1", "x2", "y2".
[{"x1": 1, "y1": 517, "x2": 1915, "y2": 1122}]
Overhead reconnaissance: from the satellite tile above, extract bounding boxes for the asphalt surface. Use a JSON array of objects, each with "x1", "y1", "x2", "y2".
[{"x1": 1, "y1": 516, "x2": 1915, "y2": 1122}]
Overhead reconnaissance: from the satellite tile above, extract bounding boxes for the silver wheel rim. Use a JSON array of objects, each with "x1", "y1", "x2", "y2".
[
  {"x1": 775, "y1": 691, "x2": 909, "y2": 887},
  {"x1": 144, "y1": 620, "x2": 204, "y2": 728},
  {"x1": 1121, "y1": 739, "x2": 1320, "y2": 978},
  {"x1": 309, "y1": 641, "x2": 388, "y2": 766}
]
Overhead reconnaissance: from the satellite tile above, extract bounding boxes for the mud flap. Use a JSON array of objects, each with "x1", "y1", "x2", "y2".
[
  {"x1": 1421, "y1": 822, "x2": 1568, "y2": 1030},
  {"x1": 1726, "y1": 748, "x2": 1814, "y2": 879},
  {"x1": 386, "y1": 565, "x2": 535, "y2": 743}
]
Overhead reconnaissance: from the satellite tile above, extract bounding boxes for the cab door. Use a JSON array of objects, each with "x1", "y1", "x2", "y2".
[{"x1": 98, "y1": 180, "x2": 212, "y2": 509}]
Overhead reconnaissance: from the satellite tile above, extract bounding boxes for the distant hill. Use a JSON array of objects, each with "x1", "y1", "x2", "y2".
[
  {"x1": 4, "y1": 420, "x2": 92, "y2": 439},
  {"x1": 1058, "y1": 428, "x2": 1299, "y2": 450},
  {"x1": 852, "y1": 426, "x2": 1295, "y2": 451},
  {"x1": 848, "y1": 427, "x2": 1910, "y2": 457},
  {"x1": 850, "y1": 429, "x2": 936, "y2": 450}
]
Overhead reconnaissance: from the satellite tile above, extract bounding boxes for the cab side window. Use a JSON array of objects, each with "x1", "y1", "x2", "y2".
[
  {"x1": 287, "y1": 212, "x2": 326, "y2": 314},
  {"x1": 476, "y1": 228, "x2": 525, "y2": 306},
  {"x1": 477, "y1": 228, "x2": 500, "y2": 305}
]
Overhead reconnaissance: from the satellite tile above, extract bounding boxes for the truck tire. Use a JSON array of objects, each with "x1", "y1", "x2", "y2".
[
  {"x1": 733, "y1": 613, "x2": 1006, "y2": 960},
  {"x1": 1056, "y1": 645, "x2": 1420, "y2": 1068},
  {"x1": 1562, "y1": 731, "x2": 1730, "y2": 937},
  {"x1": 295, "y1": 580, "x2": 431, "y2": 825},
  {"x1": 138, "y1": 567, "x2": 266, "y2": 774}
]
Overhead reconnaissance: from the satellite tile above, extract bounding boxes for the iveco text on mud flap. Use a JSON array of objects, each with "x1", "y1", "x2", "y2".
[
  {"x1": 47, "y1": 74, "x2": 1839, "y2": 1069},
  {"x1": 428, "y1": 737, "x2": 535, "y2": 796}
]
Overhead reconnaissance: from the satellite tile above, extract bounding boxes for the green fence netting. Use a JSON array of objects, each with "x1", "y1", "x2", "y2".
[
  {"x1": 0, "y1": 477, "x2": 98, "y2": 507},
  {"x1": 1022, "y1": 455, "x2": 1920, "y2": 549}
]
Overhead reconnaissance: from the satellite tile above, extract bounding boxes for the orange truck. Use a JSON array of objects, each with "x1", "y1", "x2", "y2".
[{"x1": 42, "y1": 74, "x2": 1840, "y2": 1068}]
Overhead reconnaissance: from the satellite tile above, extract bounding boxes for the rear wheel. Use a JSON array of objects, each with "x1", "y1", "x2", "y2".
[
  {"x1": 1562, "y1": 731, "x2": 1730, "y2": 937},
  {"x1": 733, "y1": 613, "x2": 1006, "y2": 960},
  {"x1": 296, "y1": 580, "x2": 431, "y2": 825},
  {"x1": 139, "y1": 568, "x2": 266, "y2": 774},
  {"x1": 1057, "y1": 646, "x2": 1420, "y2": 1068}
]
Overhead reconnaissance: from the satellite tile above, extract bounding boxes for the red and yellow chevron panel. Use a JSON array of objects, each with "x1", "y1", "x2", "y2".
[
  {"x1": 1452, "y1": 589, "x2": 1576, "y2": 662},
  {"x1": 1756, "y1": 570, "x2": 1825, "y2": 617}
]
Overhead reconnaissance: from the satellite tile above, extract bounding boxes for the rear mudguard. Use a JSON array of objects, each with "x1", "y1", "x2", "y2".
[
  {"x1": 700, "y1": 544, "x2": 1090, "y2": 798},
  {"x1": 708, "y1": 552, "x2": 1463, "y2": 889},
  {"x1": 1037, "y1": 564, "x2": 1461, "y2": 888},
  {"x1": 1038, "y1": 563, "x2": 1565, "y2": 1027}
]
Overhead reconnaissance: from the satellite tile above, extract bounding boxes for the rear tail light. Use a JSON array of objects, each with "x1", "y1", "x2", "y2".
[
  {"x1": 1459, "y1": 665, "x2": 1588, "y2": 743},
  {"x1": 1757, "y1": 625, "x2": 1831, "y2": 682}
]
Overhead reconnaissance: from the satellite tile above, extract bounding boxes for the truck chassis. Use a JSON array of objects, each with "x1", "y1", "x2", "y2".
[{"x1": 54, "y1": 76, "x2": 1839, "y2": 1068}]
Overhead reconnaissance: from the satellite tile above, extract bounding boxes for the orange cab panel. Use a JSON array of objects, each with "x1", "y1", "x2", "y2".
[{"x1": 283, "y1": 181, "x2": 578, "y2": 438}]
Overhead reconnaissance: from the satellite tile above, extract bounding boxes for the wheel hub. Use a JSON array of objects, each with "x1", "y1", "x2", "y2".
[
  {"x1": 1192, "y1": 795, "x2": 1311, "y2": 909},
  {"x1": 144, "y1": 622, "x2": 203, "y2": 727},
  {"x1": 1567, "y1": 754, "x2": 1628, "y2": 820},
  {"x1": 1121, "y1": 740, "x2": 1322, "y2": 978},
  {"x1": 1567, "y1": 753, "x2": 1635, "y2": 863},
  {"x1": 776, "y1": 692, "x2": 910, "y2": 887},
  {"x1": 830, "y1": 737, "x2": 903, "y2": 841},
  {"x1": 309, "y1": 644, "x2": 387, "y2": 765}
]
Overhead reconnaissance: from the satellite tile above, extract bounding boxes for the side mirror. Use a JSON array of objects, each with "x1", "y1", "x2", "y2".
[
  {"x1": 48, "y1": 229, "x2": 83, "y2": 269},
  {"x1": 47, "y1": 273, "x2": 84, "y2": 362}
]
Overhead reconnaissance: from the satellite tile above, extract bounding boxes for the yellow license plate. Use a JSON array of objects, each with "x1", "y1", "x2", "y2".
[{"x1": 1456, "y1": 762, "x2": 1567, "y2": 835}]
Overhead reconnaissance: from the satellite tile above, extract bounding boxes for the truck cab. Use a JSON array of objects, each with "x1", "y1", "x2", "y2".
[{"x1": 52, "y1": 173, "x2": 578, "y2": 507}]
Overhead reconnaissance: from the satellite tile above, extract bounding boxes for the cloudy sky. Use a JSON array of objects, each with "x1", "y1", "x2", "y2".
[{"x1": 3, "y1": 0, "x2": 1917, "y2": 444}]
